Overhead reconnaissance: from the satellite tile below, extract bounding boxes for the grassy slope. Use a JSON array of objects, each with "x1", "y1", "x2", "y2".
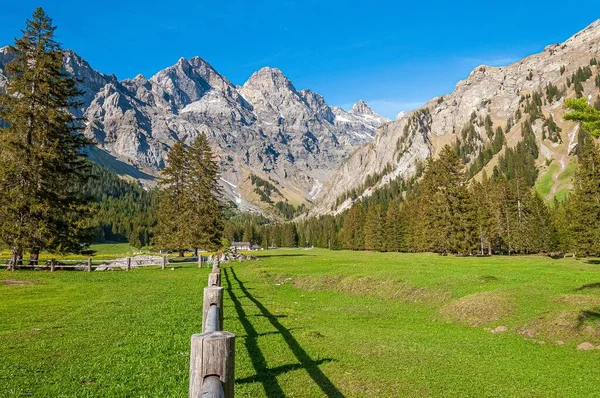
[
  {"x1": 2, "y1": 249, "x2": 600, "y2": 397},
  {"x1": 535, "y1": 161, "x2": 560, "y2": 198}
]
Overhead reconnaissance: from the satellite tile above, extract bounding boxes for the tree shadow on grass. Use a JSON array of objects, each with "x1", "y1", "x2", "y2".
[
  {"x1": 578, "y1": 309, "x2": 600, "y2": 327},
  {"x1": 585, "y1": 259, "x2": 600, "y2": 265},
  {"x1": 575, "y1": 282, "x2": 600, "y2": 291},
  {"x1": 228, "y1": 267, "x2": 345, "y2": 397}
]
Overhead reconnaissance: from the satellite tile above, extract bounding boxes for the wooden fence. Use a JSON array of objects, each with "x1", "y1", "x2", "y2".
[
  {"x1": 0, "y1": 255, "x2": 208, "y2": 271},
  {"x1": 189, "y1": 259, "x2": 236, "y2": 398}
]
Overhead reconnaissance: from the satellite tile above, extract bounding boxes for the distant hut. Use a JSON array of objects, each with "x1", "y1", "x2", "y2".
[{"x1": 231, "y1": 242, "x2": 251, "y2": 251}]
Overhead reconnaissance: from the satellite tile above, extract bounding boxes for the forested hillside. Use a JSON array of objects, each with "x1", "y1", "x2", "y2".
[
  {"x1": 84, "y1": 164, "x2": 156, "y2": 247},
  {"x1": 239, "y1": 98, "x2": 600, "y2": 257}
]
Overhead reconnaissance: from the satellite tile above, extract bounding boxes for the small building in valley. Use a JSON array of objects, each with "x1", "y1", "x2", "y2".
[{"x1": 231, "y1": 242, "x2": 251, "y2": 251}]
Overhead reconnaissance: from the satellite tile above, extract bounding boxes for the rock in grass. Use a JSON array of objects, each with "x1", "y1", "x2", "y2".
[
  {"x1": 491, "y1": 326, "x2": 507, "y2": 333},
  {"x1": 577, "y1": 342, "x2": 595, "y2": 350}
]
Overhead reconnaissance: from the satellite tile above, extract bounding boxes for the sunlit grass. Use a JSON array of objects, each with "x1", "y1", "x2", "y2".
[{"x1": 2, "y1": 249, "x2": 600, "y2": 397}]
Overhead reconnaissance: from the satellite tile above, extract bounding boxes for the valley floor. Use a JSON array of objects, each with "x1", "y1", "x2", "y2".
[{"x1": 1, "y1": 249, "x2": 600, "y2": 396}]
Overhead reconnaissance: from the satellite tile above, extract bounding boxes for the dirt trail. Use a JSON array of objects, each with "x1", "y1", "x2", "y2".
[{"x1": 548, "y1": 155, "x2": 567, "y2": 199}]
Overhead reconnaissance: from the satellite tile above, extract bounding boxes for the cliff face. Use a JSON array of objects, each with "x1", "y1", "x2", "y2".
[
  {"x1": 312, "y1": 19, "x2": 600, "y2": 215},
  {"x1": 0, "y1": 46, "x2": 389, "y2": 214}
]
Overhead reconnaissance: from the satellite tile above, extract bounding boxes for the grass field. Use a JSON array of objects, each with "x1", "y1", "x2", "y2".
[{"x1": 2, "y1": 249, "x2": 600, "y2": 397}]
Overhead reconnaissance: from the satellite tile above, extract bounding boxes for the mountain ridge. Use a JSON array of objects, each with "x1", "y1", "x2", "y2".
[
  {"x1": 0, "y1": 47, "x2": 390, "y2": 216},
  {"x1": 311, "y1": 18, "x2": 600, "y2": 215}
]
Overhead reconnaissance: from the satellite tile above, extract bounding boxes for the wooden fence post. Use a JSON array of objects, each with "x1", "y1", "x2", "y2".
[
  {"x1": 208, "y1": 272, "x2": 221, "y2": 287},
  {"x1": 189, "y1": 331, "x2": 235, "y2": 398},
  {"x1": 87, "y1": 257, "x2": 92, "y2": 272},
  {"x1": 162, "y1": 256, "x2": 166, "y2": 270},
  {"x1": 50, "y1": 259, "x2": 55, "y2": 272},
  {"x1": 202, "y1": 287, "x2": 224, "y2": 333},
  {"x1": 126, "y1": 257, "x2": 131, "y2": 272},
  {"x1": 198, "y1": 255, "x2": 203, "y2": 268}
]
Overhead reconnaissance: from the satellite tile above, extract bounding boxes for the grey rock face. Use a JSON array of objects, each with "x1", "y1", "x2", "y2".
[
  {"x1": 0, "y1": 46, "x2": 388, "y2": 211},
  {"x1": 313, "y1": 19, "x2": 600, "y2": 215}
]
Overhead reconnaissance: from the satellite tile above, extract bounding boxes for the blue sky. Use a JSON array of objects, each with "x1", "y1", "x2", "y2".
[{"x1": 1, "y1": 1, "x2": 599, "y2": 119}]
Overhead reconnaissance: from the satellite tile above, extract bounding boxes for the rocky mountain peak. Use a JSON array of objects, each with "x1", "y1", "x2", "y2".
[
  {"x1": 350, "y1": 99, "x2": 375, "y2": 115},
  {"x1": 243, "y1": 67, "x2": 295, "y2": 92}
]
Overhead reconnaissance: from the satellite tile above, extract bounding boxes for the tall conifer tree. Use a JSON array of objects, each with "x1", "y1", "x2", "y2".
[{"x1": 0, "y1": 8, "x2": 93, "y2": 268}]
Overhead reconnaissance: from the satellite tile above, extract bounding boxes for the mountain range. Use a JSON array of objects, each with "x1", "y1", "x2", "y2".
[
  {"x1": 1, "y1": 19, "x2": 599, "y2": 218},
  {"x1": 0, "y1": 49, "x2": 389, "y2": 215}
]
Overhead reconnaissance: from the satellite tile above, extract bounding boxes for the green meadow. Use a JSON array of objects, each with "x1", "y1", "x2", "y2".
[{"x1": 2, "y1": 247, "x2": 600, "y2": 397}]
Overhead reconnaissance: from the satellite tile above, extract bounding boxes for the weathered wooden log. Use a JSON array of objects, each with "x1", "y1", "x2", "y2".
[
  {"x1": 189, "y1": 331, "x2": 235, "y2": 398},
  {"x1": 162, "y1": 256, "x2": 167, "y2": 270},
  {"x1": 50, "y1": 259, "x2": 55, "y2": 273},
  {"x1": 87, "y1": 257, "x2": 92, "y2": 272},
  {"x1": 202, "y1": 287, "x2": 223, "y2": 333},
  {"x1": 208, "y1": 272, "x2": 221, "y2": 287},
  {"x1": 198, "y1": 255, "x2": 203, "y2": 268},
  {"x1": 126, "y1": 257, "x2": 131, "y2": 271}
]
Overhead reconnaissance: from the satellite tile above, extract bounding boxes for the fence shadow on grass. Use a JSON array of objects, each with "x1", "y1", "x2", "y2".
[
  {"x1": 227, "y1": 267, "x2": 344, "y2": 398},
  {"x1": 224, "y1": 267, "x2": 287, "y2": 397}
]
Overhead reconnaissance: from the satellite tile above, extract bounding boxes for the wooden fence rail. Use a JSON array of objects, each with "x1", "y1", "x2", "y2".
[
  {"x1": 0, "y1": 255, "x2": 210, "y2": 271},
  {"x1": 189, "y1": 260, "x2": 236, "y2": 398}
]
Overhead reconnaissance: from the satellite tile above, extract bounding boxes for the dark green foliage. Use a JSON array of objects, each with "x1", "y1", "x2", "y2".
[
  {"x1": 567, "y1": 138, "x2": 600, "y2": 256},
  {"x1": 564, "y1": 98, "x2": 600, "y2": 137},
  {"x1": 560, "y1": 65, "x2": 566, "y2": 75},
  {"x1": 545, "y1": 83, "x2": 562, "y2": 103},
  {"x1": 333, "y1": 163, "x2": 393, "y2": 209},
  {"x1": 222, "y1": 212, "x2": 269, "y2": 245},
  {"x1": 493, "y1": 120, "x2": 539, "y2": 187},
  {"x1": 0, "y1": 8, "x2": 95, "y2": 262},
  {"x1": 590, "y1": 58, "x2": 598, "y2": 66},
  {"x1": 250, "y1": 174, "x2": 281, "y2": 204},
  {"x1": 153, "y1": 134, "x2": 224, "y2": 252},
  {"x1": 569, "y1": 66, "x2": 593, "y2": 98},
  {"x1": 84, "y1": 164, "x2": 156, "y2": 248},
  {"x1": 543, "y1": 114, "x2": 562, "y2": 143},
  {"x1": 275, "y1": 201, "x2": 307, "y2": 220}
]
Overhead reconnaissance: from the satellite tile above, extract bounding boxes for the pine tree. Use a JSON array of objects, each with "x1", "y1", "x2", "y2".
[
  {"x1": 472, "y1": 179, "x2": 495, "y2": 255},
  {"x1": 187, "y1": 133, "x2": 223, "y2": 252},
  {"x1": 0, "y1": 8, "x2": 94, "y2": 268},
  {"x1": 153, "y1": 142, "x2": 190, "y2": 255},
  {"x1": 418, "y1": 145, "x2": 477, "y2": 254},
  {"x1": 564, "y1": 98, "x2": 600, "y2": 137},
  {"x1": 364, "y1": 204, "x2": 384, "y2": 251},
  {"x1": 342, "y1": 204, "x2": 365, "y2": 250},
  {"x1": 384, "y1": 201, "x2": 405, "y2": 252},
  {"x1": 568, "y1": 138, "x2": 600, "y2": 256}
]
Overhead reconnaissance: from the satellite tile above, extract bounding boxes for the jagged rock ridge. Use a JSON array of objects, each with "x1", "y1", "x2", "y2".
[{"x1": 0, "y1": 48, "x2": 390, "y2": 213}]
